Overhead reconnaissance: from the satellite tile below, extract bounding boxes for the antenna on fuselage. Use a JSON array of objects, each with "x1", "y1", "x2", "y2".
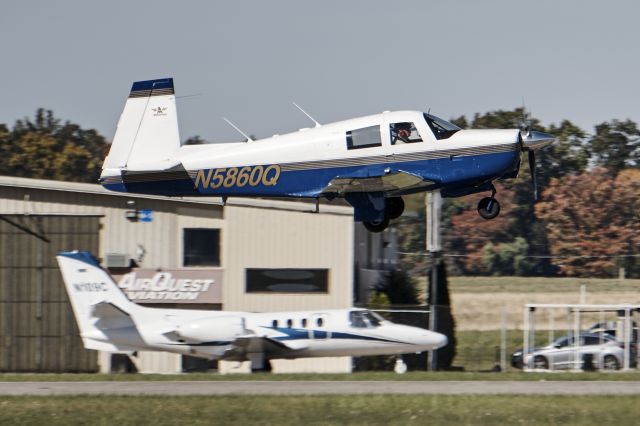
[
  {"x1": 222, "y1": 117, "x2": 254, "y2": 143},
  {"x1": 292, "y1": 102, "x2": 321, "y2": 127}
]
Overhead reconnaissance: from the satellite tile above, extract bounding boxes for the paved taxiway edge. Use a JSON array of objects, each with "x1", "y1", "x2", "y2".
[{"x1": 2, "y1": 381, "x2": 640, "y2": 396}]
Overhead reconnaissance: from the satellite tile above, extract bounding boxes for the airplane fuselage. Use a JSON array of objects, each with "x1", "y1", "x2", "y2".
[
  {"x1": 100, "y1": 78, "x2": 553, "y2": 231},
  {"x1": 102, "y1": 111, "x2": 521, "y2": 201}
]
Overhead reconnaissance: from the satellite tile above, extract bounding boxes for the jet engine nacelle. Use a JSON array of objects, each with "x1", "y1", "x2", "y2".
[{"x1": 175, "y1": 316, "x2": 245, "y2": 343}]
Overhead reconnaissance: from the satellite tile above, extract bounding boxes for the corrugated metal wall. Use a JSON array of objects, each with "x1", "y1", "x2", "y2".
[{"x1": 0, "y1": 215, "x2": 100, "y2": 372}]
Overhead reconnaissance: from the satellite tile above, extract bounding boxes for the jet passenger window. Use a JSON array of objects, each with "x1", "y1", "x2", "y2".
[
  {"x1": 390, "y1": 122, "x2": 422, "y2": 145},
  {"x1": 346, "y1": 126, "x2": 382, "y2": 150}
]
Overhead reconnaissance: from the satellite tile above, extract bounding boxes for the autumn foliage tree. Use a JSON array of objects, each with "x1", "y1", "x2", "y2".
[{"x1": 535, "y1": 168, "x2": 640, "y2": 277}]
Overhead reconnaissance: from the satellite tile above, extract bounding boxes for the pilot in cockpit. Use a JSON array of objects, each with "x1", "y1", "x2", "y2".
[{"x1": 391, "y1": 122, "x2": 420, "y2": 145}]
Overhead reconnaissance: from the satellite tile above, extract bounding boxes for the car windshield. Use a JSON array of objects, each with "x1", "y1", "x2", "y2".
[{"x1": 423, "y1": 113, "x2": 461, "y2": 140}]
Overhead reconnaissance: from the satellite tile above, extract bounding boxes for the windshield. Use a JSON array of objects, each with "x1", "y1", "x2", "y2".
[
  {"x1": 423, "y1": 113, "x2": 461, "y2": 140},
  {"x1": 349, "y1": 310, "x2": 384, "y2": 328}
]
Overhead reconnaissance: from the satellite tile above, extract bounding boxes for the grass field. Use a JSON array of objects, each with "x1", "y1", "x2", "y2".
[
  {"x1": 447, "y1": 276, "x2": 640, "y2": 293},
  {"x1": 1, "y1": 395, "x2": 639, "y2": 425}
]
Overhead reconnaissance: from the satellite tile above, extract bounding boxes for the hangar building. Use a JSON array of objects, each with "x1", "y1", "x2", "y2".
[{"x1": 0, "y1": 175, "x2": 376, "y2": 373}]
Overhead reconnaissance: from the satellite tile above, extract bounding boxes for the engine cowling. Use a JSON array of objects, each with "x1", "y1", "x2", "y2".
[{"x1": 174, "y1": 316, "x2": 245, "y2": 343}]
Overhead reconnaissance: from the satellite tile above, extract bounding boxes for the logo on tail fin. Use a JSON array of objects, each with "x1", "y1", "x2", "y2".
[{"x1": 152, "y1": 106, "x2": 168, "y2": 116}]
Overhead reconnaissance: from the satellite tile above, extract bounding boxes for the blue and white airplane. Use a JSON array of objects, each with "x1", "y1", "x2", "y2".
[
  {"x1": 101, "y1": 78, "x2": 554, "y2": 232},
  {"x1": 57, "y1": 251, "x2": 447, "y2": 372}
]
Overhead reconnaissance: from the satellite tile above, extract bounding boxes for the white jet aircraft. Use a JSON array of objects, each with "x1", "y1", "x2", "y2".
[
  {"x1": 100, "y1": 78, "x2": 554, "y2": 232},
  {"x1": 57, "y1": 251, "x2": 447, "y2": 372}
]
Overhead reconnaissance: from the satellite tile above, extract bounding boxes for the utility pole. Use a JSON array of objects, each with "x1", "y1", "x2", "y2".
[{"x1": 426, "y1": 191, "x2": 442, "y2": 370}]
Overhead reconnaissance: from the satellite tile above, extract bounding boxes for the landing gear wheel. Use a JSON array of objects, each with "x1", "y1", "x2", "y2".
[
  {"x1": 477, "y1": 197, "x2": 501, "y2": 220},
  {"x1": 602, "y1": 355, "x2": 620, "y2": 371},
  {"x1": 394, "y1": 357, "x2": 407, "y2": 374},
  {"x1": 385, "y1": 197, "x2": 405, "y2": 220},
  {"x1": 363, "y1": 216, "x2": 390, "y2": 233},
  {"x1": 533, "y1": 355, "x2": 549, "y2": 370}
]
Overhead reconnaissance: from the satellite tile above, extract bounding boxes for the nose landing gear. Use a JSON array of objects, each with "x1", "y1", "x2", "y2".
[
  {"x1": 477, "y1": 186, "x2": 501, "y2": 220},
  {"x1": 394, "y1": 357, "x2": 407, "y2": 374}
]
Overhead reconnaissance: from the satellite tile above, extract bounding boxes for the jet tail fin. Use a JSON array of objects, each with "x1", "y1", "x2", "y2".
[
  {"x1": 56, "y1": 251, "x2": 145, "y2": 351},
  {"x1": 102, "y1": 78, "x2": 181, "y2": 174}
]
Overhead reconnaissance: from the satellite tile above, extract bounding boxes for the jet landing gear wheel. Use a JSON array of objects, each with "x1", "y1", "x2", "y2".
[
  {"x1": 385, "y1": 197, "x2": 405, "y2": 220},
  {"x1": 394, "y1": 357, "x2": 408, "y2": 374},
  {"x1": 477, "y1": 197, "x2": 501, "y2": 220},
  {"x1": 363, "y1": 216, "x2": 390, "y2": 233}
]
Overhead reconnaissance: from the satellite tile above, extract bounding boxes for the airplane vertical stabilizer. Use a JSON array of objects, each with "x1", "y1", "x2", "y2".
[
  {"x1": 102, "y1": 78, "x2": 180, "y2": 172},
  {"x1": 56, "y1": 251, "x2": 145, "y2": 351}
]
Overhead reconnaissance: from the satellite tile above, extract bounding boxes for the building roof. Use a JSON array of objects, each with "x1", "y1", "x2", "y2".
[{"x1": 0, "y1": 175, "x2": 352, "y2": 215}]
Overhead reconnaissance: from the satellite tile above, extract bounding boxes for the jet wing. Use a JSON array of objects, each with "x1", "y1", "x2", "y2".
[
  {"x1": 322, "y1": 171, "x2": 430, "y2": 195},
  {"x1": 221, "y1": 335, "x2": 308, "y2": 361}
]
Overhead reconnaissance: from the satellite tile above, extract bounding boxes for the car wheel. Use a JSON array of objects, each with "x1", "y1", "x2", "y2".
[
  {"x1": 602, "y1": 355, "x2": 620, "y2": 371},
  {"x1": 533, "y1": 355, "x2": 549, "y2": 370}
]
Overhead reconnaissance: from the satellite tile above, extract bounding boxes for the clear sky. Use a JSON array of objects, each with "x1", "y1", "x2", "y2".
[{"x1": 2, "y1": 0, "x2": 639, "y2": 142}]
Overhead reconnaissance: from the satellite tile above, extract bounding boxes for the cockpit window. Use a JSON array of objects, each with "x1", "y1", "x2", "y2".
[
  {"x1": 349, "y1": 310, "x2": 384, "y2": 328},
  {"x1": 390, "y1": 122, "x2": 422, "y2": 145},
  {"x1": 423, "y1": 113, "x2": 461, "y2": 140}
]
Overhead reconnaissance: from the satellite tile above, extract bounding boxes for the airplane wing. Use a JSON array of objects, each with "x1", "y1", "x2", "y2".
[
  {"x1": 322, "y1": 170, "x2": 431, "y2": 195},
  {"x1": 221, "y1": 335, "x2": 309, "y2": 361}
]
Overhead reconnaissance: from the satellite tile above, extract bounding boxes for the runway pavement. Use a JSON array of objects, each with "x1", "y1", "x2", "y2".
[{"x1": 2, "y1": 381, "x2": 640, "y2": 396}]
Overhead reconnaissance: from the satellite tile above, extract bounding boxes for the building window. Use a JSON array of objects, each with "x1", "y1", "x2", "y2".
[
  {"x1": 183, "y1": 228, "x2": 220, "y2": 266},
  {"x1": 245, "y1": 269, "x2": 329, "y2": 293},
  {"x1": 346, "y1": 125, "x2": 381, "y2": 150}
]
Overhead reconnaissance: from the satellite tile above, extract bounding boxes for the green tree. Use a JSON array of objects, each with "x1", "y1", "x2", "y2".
[
  {"x1": 375, "y1": 268, "x2": 419, "y2": 305},
  {"x1": 0, "y1": 124, "x2": 10, "y2": 174},
  {"x1": 6, "y1": 109, "x2": 108, "y2": 182},
  {"x1": 590, "y1": 119, "x2": 640, "y2": 175},
  {"x1": 539, "y1": 120, "x2": 590, "y2": 187}
]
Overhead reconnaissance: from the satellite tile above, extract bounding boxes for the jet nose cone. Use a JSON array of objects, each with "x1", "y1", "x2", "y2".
[
  {"x1": 521, "y1": 130, "x2": 555, "y2": 151},
  {"x1": 433, "y1": 332, "x2": 448, "y2": 349},
  {"x1": 419, "y1": 331, "x2": 448, "y2": 349}
]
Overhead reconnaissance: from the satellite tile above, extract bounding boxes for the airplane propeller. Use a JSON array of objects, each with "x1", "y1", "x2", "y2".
[
  {"x1": 528, "y1": 149, "x2": 538, "y2": 201},
  {"x1": 520, "y1": 130, "x2": 554, "y2": 202}
]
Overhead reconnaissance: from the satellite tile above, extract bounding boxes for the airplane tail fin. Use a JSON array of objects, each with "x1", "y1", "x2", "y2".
[
  {"x1": 56, "y1": 251, "x2": 146, "y2": 352},
  {"x1": 102, "y1": 78, "x2": 181, "y2": 174}
]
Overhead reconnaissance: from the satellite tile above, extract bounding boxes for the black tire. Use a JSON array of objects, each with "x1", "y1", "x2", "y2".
[
  {"x1": 363, "y1": 216, "x2": 390, "y2": 233},
  {"x1": 533, "y1": 355, "x2": 549, "y2": 370},
  {"x1": 602, "y1": 355, "x2": 620, "y2": 371},
  {"x1": 385, "y1": 197, "x2": 405, "y2": 220},
  {"x1": 477, "y1": 197, "x2": 501, "y2": 220}
]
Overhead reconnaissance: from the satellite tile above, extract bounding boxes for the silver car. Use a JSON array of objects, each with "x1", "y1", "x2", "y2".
[{"x1": 523, "y1": 333, "x2": 623, "y2": 371}]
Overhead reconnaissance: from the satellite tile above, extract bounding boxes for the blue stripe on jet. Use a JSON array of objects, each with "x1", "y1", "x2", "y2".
[
  {"x1": 57, "y1": 251, "x2": 101, "y2": 266},
  {"x1": 271, "y1": 328, "x2": 411, "y2": 345}
]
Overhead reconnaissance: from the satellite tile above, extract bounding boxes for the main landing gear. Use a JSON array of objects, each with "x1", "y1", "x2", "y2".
[
  {"x1": 363, "y1": 197, "x2": 405, "y2": 233},
  {"x1": 477, "y1": 186, "x2": 500, "y2": 220}
]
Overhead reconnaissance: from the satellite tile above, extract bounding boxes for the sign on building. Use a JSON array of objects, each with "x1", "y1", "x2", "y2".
[{"x1": 111, "y1": 269, "x2": 223, "y2": 304}]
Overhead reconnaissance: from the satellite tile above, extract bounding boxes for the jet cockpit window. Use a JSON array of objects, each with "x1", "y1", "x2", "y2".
[
  {"x1": 423, "y1": 113, "x2": 461, "y2": 140},
  {"x1": 390, "y1": 122, "x2": 423, "y2": 145},
  {"x1": 346, "y1": 125, "x2": 382, "y2": 150},
  {"x1": 350, "y1": 310, "x2": 383, "y2": 328}
]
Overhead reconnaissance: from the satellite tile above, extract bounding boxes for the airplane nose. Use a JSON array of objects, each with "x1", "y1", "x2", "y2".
[
  {"x1": 419, "y1": 331, "x2": 448, "y2": 349},
  {"x1": 521, "y1": 130, "x2": 555, "y2": 151}
]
